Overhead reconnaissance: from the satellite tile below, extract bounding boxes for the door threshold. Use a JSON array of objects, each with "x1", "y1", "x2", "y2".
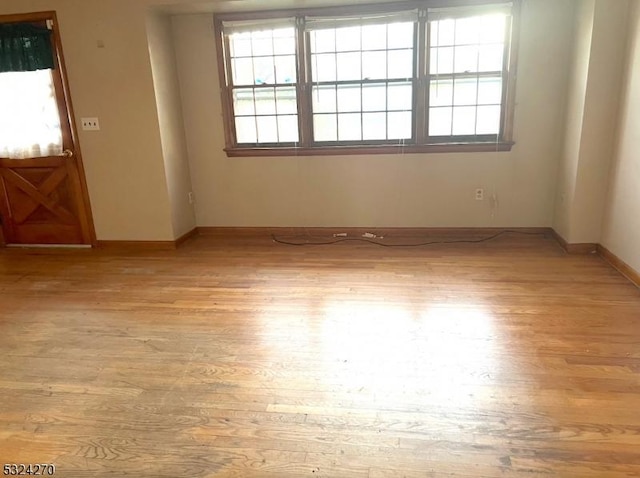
[{"x1": 6, "y1": 244, "x2": 92, "y2": 249}]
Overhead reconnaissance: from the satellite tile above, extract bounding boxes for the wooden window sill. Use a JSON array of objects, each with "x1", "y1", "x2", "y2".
[{"x1": 224, "y1": 142, "x2": 515, "y2": 157}]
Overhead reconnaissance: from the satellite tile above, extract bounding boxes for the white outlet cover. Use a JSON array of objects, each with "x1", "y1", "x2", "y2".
[{"x1": 81, "y1": 117, "x2": 100, "y2": 131}]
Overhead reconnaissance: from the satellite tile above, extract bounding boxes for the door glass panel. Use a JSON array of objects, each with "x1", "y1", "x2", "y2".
[{"x1": 0, "y1": 70, "x2": 63, "y2": 159}]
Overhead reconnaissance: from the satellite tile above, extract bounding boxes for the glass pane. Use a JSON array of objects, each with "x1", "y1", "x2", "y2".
[
  {"x1": 480, "y1": 15, "x2": 506, "y2": 44},
  {"x1": 312, "y1": 85, "x2": 337, "y2": 113},
  {"x1": 455, "y1": 17, "x2": 480, "y2": 45},
  {"x1": 337, "y1": 52, "x2": 361, "y2": 81},
  {"x1": 388, "y1": 82, "x2": 412, "y2": 111},
  {"x1": 454, "y1": 46, "x2": 479, "y2": 73},
  {"x1": 430, "y1": 47, "x2": 454, "y2": 75},
  {"x1": 388, "y1": 49, "x2": 413, "y2": 79},
  {"x1": 338, "y1": 113, "x2": 362, "y2": 141},
  {"x1": 388, "y1": 22, "x2": 414, "y2": 49},
  {"x1": 478, "y1": 77, "x2": 502, "y2": 105},
  {"x1": 253, "y1": 57, "x2": 276, "y2": 85},
  {"x1": 362, "y1": 83, "x2": 387, "y2": 112},
  {"x1": 251, "y1": 31, "x2": 274, "y2": 56},
  {"x1": 235, "y1": 116, "x2": 257, "y2": 143},
  {"x1": 362, "y1": 24, "x2": 387, "y2": 51},
  {"x1": 0, "y1": 70, "x2": 63, "y2": 159},
  {"x1": 387, "y1": 111, "x2": 412, "y2": 140},
  {"x1": 314, "y1": 114, "x2": 338, "y2": 141},
  {"x1": 278, "y1": 115, "x2": 299, "y2": 142},
  {"x1": 453, "y1": 78, "x2": 478, "y2": 106},
  {"x1": 276, "y1": 87, "x2": 297, "y2": 114},
  {"x1": 362, "y1": 51, "x2": 387, "y2": 80},
  {"x1": 230, "y1": 34, "x2": 252, "y2": 57},
  {"x1": 254, "y1": 88, "x2": 277, "y2": 115},
  {"x1": 233, "y1": 88, "x2": 255, "y2": 115},
  {"x1": 479, "y1": 44, "x2": 504, "y2": 72},
  {"x1": 232, "y1": 58, "x2": 254, "y2": 85},
  {"x1": 337, "y1": 85, "x2": 362, "y2": 112},
  {"x1": 256, "y1": 115, "x2": 279, "y2": 142},
  {"x1": 336, "y1": 26, "x2": 361, "y2": 52},
  {"x1": 275, "y1": 55, "x2": 296, "y2": 84},
  {"x1": 429, "y1": 107, "x2": 453, "y2": 136},
  {"x1": 452, "y1": 106, "x2": 477, "y2": 135},
  {"x1": 430, "y1": 21, "x2": 438, "y2": 46},
  {"x1": 312, "y1": 54, "x2": 337, "y2": 82},
  {"x1": 430, "y1": 20, "x2": 455, "y2": 47},
  {"x1": 273, "y1": 28, "x2": 296, "y2": 54},
  {"x1": 363, "y1": 112, "x2": 387, "y2": 140},
  {"x1": 430, "y1": 80, "x2": 454, "y2": 107},
  {"x1": 311, "y1": 29, "x2": 336, "y2": 53},
  {"x1": 477, "y1": 105, "x2": 501, "y2": 134}
]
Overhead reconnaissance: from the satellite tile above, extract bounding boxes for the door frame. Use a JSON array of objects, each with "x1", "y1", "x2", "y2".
[{"x1": 0, "y1": 10, "x2": 96, "y2": 246}]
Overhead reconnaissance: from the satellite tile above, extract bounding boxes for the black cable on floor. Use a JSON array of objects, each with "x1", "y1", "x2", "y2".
[{"x1": 271, "y1": 230, "x2": 548, "y2": 247}]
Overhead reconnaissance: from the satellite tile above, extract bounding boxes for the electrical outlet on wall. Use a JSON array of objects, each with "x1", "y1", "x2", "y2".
[
  {"x1": 475, "y1": 188, "x2": 484, "y2": 201},
  {"x1": 81, "y1": 117, "x2": 100, "y2": 131},
  {"x1": 188, "y1": 192, "x2": 195, "y2": 205}
]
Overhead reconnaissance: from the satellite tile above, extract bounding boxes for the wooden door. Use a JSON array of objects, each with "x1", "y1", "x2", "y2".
[{"x1": 0, "y1": 12, "x2": 94, "y2": 246}]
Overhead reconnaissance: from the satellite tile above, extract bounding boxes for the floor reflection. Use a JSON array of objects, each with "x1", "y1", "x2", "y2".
[{"x1": 314, "y1": 300, "x2": 500, "y2": 409}]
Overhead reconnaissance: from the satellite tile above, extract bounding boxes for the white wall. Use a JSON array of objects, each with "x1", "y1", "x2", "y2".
[
  {"x1": 601, "y1": 1, "x2": 640, "y2": 273},
  {"x1": 572, "y1": 0, "x2": 628, "y2": 242},
  {"x1": 172, "y1": 0, "x2": 576, "y2": 228},
  {"x1": 554, "y1": 0, "x2": 594, "y2": 241},
  {"x1": 554, "y1": 0, "x2": 629, "y2": 244},
  {"x1": 147, "y1": 11, "x2": 197, "y2": 238}
]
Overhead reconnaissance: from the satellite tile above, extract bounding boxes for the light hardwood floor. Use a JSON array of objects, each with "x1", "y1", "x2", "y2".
[{"x1": 1, "y1": 232, "x2": 640, "y2": 477}]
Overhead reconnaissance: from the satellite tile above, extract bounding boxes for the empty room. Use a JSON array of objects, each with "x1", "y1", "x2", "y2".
[{"x1": 1, "y1": 0, "x2": 639, "y2": 476}]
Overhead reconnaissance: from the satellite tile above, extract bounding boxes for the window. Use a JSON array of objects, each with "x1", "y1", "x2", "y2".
[
  {"x1": 308, "y1": 15, "x2": 416, "y2": 143},
  {"x1": 428, "y1": 10, "x2": 508, "y2": 140},
  {"x1": 215, "y1": 1, "x2": 520, "y2": 156},
  {"x1": 227, "y1": 21, "x2": 300, "y2": 145}
]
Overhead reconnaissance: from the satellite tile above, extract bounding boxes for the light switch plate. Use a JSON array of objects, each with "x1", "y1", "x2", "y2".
[{"x1": 81, "y1": 117, "x2": 100, "y2": 131}]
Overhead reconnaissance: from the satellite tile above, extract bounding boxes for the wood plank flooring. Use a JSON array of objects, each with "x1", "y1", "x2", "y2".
[{"x1": 1, "y1": 232, "x2": 639, "y2": 477}]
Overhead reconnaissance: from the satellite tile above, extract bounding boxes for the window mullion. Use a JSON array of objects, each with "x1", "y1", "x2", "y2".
[
  {"x1": 295, "y1": 17, "x2": 312, "y2": 148},
  {"x1": 449, "y1": 19, "x2": 457, "y2": 139},
  {"x1": 270, "y1": 33, "x2": 281, "y2": 143},
  {"x1": 431, "y1": 71, "x2": 502, "y2": 80},
  {"x1": 360, "y1": 26, "x2": 364, "y2": 143},
  {"x1": 219, "y1": 30, "x2": 237, "y2": 149},
  {"x1": 416, "y1": 9, "x2": 429, "y2": 145},
  {"x1": 501, "y1": 6, "x2": 519, "y2": 143}
]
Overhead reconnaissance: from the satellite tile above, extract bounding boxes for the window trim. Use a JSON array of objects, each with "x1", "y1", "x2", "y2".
[{"x1": 214, "y1": 0, "x2": 520, "y2": 157}]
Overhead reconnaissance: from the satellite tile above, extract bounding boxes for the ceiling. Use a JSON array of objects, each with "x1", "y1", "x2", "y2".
[{"x1": 152, "y1": 0, "x2": 407, "y2": 14}]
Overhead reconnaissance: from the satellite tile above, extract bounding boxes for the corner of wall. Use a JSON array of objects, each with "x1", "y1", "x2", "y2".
[
  {"x1": 552, "y1": 0, "x2": 593, "y2": 244},
  {"x1": 146, "y1": 8, "x2": 197, "y2": 240},
  {"x1": 599, "y1": 0, "x2": 640, "y2": 274},
  {"x1": 553, "y1": 0, "x2": 629, "y2": 246}
]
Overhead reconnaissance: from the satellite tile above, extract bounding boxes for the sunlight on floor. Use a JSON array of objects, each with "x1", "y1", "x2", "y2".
[{"x1": 315, "y1": 300, "x2": 500, "y2": 408}]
